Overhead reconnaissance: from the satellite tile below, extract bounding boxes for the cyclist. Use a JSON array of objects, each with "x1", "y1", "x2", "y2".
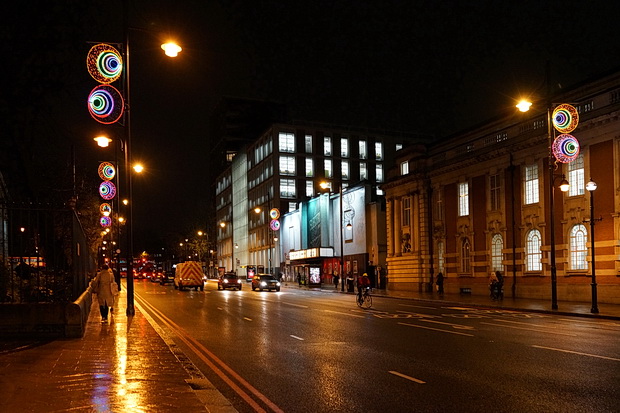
[{"x1": 357, "y1": 273, "x2": 371, "y2": 304}]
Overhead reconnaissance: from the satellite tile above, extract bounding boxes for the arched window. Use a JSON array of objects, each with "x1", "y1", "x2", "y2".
[
  {"x1": 491, "y1": 234, "x2": 504, "y2": 272},
  {"x1": 460, "y1": 238, "x2": 471, "y2": 274},
  {"x1": 569, "y1": 224, "x2": 588, "y2": 270},
  {"x1": 526, "y1": 230, "x2": 542, "y2": 272}
]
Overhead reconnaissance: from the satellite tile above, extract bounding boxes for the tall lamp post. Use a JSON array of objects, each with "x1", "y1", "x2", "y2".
[{"x1": 586, "y1": 179, "x2": 599, "y2": 314}]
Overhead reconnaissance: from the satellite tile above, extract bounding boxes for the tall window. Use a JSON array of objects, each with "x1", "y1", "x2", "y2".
[
  {"x1": 437, "y1": 241, "x2": 445, "y2": 274},
  {"x1": 324, "y1": 159, "x2": 333, "y2": 178},
  {"x1": 305, "y1": 180, "x2": 314, "y2": 197},
  {"x1": 569, "y1": 224, "x2": 588, "y2": 270},
  {"x1": 434, "y1": 187, "x2": 444, "y2": 221},
  {"x1": 359, "y1": 140, "x2": 367, "y2": 159},
  {"x1": 360, "y1": 162, "x2": 367, "y2": 180},
  {"x1": 490, "y1": 174, "x2": 501, "y2": 211},
  {"x1": 279, "y1": 156, "x2": 295, "y2": 175},
  {"x1": 460, "y1": 238, "x2": 471, "y2": 274},
  {"x1": 280, "y1": 179, "x2": 296, "y2": 198},
  {"x1": 376, "y1": 164, "x2": 384, "y2": 182},
  {"x1": 341, "y1": 160, "x2": 349, "y2": 180},
  {"x1": 491, "y1": 234, "x2": 504, "y2": 272},
  {"x1": 341, "y1": 138, "x2": 349, "y2": 157},
  {"x1": 375, "y1": 142, "x2": 383, "y2": 160},
  {"x1": 568, "y1": 154, "x2": 584, "y2": 196},
  {"x1": 279, "y1": 132, "x2": 295, "y2": 152},
  {"x1": 305, "y1": 158, "x2": 313, "y2": 177},
  {"x1": 400, "y1": 161, "x2": 409, "y2": 175},
  {"x1": 526, "y1": 230, "x2": 542, "y2": 271},
  {"x1": 305, "y1": 135, "x2": 313, "y2": 153},
  {"x1": 324, "y1": 136, "x2": 332, "y2": 156},
  {"x1": 458, "y1": 182, "x2": 469, "y2": 216},
  {"x1": 402, "y1": 196, "x2": 411, "y2": 227},
  {"x1": 524, "y1": 164, "x2": 539, "y2": 204}
]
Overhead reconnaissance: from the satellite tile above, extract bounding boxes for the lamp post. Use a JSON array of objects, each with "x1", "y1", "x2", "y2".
[{"x1": 586, "y1": 179, "x2": 599, "y2": 314}]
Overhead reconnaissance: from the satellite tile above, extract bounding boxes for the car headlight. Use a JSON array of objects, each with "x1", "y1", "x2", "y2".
[
  {"x1": 223, "y1": 279, "x2": 228, "y2": 284},
  {"x1": 276, "y1": 282, "x2": 281, "y2": 286},
  {"x1": 260, "y1": 281, "x2": 267, "y2": 286}
]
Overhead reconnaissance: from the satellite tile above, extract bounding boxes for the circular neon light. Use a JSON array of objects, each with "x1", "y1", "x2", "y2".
[
  {"x1": 552, "y1": 134, "x2": 580, "y2": 163},
  {"x1": 87, "y1": 85, "x2": 124, "y2": 124},
  {"x1": 87, "y1": 44, "x2": 123, "y2": 84},
  {"x1": 98, "y1": 162, "x2": 116, "y2": 181},
  {"x1": 552, "y1": 104, "x2": 579, "y2": 134},
  {"x1": 100, "y1": 203, "x2": 112, "y2": 216},
  {"x1": 269, "y1": 208, "x2": 280, "y2": 220},
  {"x1": 99, "y1": 181, "x2": 117, "y2": 200},
  {"x1": 100, "y1": 216, "x2": 112, "y2": 227},
  {"x1": 270, "y1": 219, "x2": 280, "y2": 231}
]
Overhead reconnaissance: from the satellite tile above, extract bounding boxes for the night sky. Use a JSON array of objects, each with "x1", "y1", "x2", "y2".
[{"x1": 3, "y1": 1, "x2": 620, "y2": 253}]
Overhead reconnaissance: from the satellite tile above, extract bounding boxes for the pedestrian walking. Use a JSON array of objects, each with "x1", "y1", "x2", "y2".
[
  {"x1": 89, "y1": 264, "x2": 119, "y2": 322},
  {"x1": 333, "y1": 273, "x2": 339, "y2": 290},
  {"x1": 436, "y1": 272, "x2": 444, "y2": 294}
]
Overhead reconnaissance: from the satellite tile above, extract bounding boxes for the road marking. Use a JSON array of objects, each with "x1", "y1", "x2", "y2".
[
  {"x1": 389, "y1": 371, "x2": 426, "y2": 384},
  {"x1": 290, "y1": 335, "x2": 304, "y2": 341},
  {"x1": 282, "y1": 302, "x2": 309, "y2": 308},
  {"x1": 323, "y1": 309, "x2": 365, "y2": 318},
  {"x1": 419, "y1": 319, "x2": 475, "y2": 330},
  {"x1": 398, "y1": 322, "x2": 474, "y2": 337},
  {"x1": 399, "y1": 304, "x2": 437, "y2": 310},
  {"x1": 480, "y1": 322, "x2": 576, "y2": 336},
  {"x1": 243, "y1": 317, "x2": 253, "y2": 322},
  {"x1": 533, "y1": 345, "x2": 620, "y2": 362}
]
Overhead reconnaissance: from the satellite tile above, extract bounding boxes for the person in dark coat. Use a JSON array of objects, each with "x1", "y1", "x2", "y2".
[{"x1": 436, "y1": 272, "x2": 444, "y2": 294}]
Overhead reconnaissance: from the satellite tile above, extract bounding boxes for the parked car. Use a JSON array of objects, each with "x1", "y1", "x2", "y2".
[
  {"x1": 218, "y1": 272, "x2": 242, "y2": 290},
  {"x1": 251, "y1": 274, "x2": 281, "y2": 292},
  {"x1": 160, "y1": 270, "x2": 175, "y2": 285}
]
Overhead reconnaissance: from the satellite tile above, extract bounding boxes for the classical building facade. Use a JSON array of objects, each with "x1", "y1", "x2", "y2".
[{"x1": 383, "y1": 71, "x2": 620, "y2": 304}]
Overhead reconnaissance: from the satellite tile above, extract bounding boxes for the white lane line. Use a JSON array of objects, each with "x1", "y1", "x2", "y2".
[
  {"x1": 323, "y1": 309, "x2": 366, "y2": 318},
  {"x1": 243, "y1": 317, "x2": 252, "y2": 322},
  {"x1": 398, "y1": 304, "x2": 437, "y2": 310},
  {"x1": 480, "y1": 322, "x2": 576, "y2": 336},
  {"x1": 389, "y1": 371, "x2": 426, "y2": 384},
  {"x1": 419, "y1": 319, "x2": 475, "y2": 330},
  {"x1": 533, "y1": 345, "x2": 620, "y2": 362},
  {"x1": 282, "y1": 302, "x2": 309, "y2": 308},
  {"x1": 290, "y1": 335, "x2": 305, "y2": 341},
  {"x1": 398, "y1": 322, "x2": 474, "y2": 337}
]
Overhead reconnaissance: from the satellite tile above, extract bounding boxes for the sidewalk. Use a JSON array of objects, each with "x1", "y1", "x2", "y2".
[
  {"x1": 0, "y1": 290, "x2": 235, "y2": 413},
  {"x1": 284, "y1": 282, "x2": 620, "y2": 320}
]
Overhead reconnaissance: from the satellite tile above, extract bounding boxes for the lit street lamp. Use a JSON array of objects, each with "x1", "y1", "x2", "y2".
[{"x1": 585, "y1": 179, "x2": 599, "y2": 314}]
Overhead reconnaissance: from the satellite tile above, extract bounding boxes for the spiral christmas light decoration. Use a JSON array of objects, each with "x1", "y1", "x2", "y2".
[
  {"x1": 99, "y1": 181, "x2": 117, "y2": 200},
  {"x1": 87, "y1": 84, "x2": 124, "y2": 124},
  {"x1": 98, "y1": 162, "x2": 116, "y2": 181},
  {"x1": 100, "y1": 216, "x2": 112, "y2": 227},
  {"x1": 552, "y1": 134, "x2": 580, "y2": 163},
  {"x1": 552, "y1": 104, "x2": 579, "y2": 134},
  {"x1": 269, "y1": 208, "x2": 280, "y2": 220},
  {"x1": 87, "y1": 44, "x2": 123, "y2": 84},
  {"x1": 270, "y1": 219, "x2": 281, "y2": 231},
  {"x1": 100, "y1": 203, "x2": 112, "y2": 216}
]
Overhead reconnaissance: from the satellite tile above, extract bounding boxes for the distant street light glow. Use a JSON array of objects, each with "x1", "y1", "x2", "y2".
[
  {"x1": 161, "y1": 42, "x2": 182, "y2": 57},
  {"x1": 516, "y1": 100, "x2": 532, "y2": 112}
]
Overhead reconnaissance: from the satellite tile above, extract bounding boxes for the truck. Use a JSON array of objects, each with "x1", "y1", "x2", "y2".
[{"x1": 174, "y1": 261, "x2": 205, "y2": 291}]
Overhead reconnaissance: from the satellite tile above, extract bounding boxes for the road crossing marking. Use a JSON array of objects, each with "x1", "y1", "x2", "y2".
[
  {"x1": 480, "y1": 322, "x2": 576, "y2": 336},
  {"x1": 533, "y1": 345, "x2": 620, "y2": 362},
  {"x1": 290, "y1": 335, "x2": 304, "y2": 341},
  {"x1": 398, "y1": 322, "x2": 474, "y2": 337},
  {"x1": 389, "y1": 371, "x2": 426, "y2": 384}
]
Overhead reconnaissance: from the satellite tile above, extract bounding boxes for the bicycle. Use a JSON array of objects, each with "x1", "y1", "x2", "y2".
[{"x1": 356, "y1": 287, "x2": 372, "y2": 309}]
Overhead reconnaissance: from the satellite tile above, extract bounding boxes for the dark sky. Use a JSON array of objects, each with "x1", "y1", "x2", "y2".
[{"x1": 4, "y1": 1, "x2": 620, "y2": 253}]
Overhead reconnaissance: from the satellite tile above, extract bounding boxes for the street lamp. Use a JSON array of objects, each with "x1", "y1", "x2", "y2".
[{"x1": 585, "y1": 179, "x2": 599, "y2": 314}]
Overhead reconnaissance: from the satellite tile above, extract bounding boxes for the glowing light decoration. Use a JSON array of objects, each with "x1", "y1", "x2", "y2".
[
  {"x1": 552, "y1": 104, "x2": 579, "y2": 134},
  {"x1": 98, "y1": 162, "x2": 116, "y2": 181},
  {"x1": 100, "y1": 203, "x2": 112, "y2": 216},
  {"x1": 88, "y1": 85, "x2": 124, "y2": 124},
  {"x1": 100, "y1": 216, "x2": 112, "y2": 227},
  {"x1": 99, "y1": 181, "x2": 117, "y2": 200},
  {"x1": 270, "y1": 219, "x2": 281, "y2": 231},
  {"x1": 552, "y1": 134, "x2": 580, "y2": 163},
  {"x1": 87, "y1": 44, "x2": 123, "y2": 84},
  {"x1": 269, "y1": 208, "x2": 280, "y2": 220}
]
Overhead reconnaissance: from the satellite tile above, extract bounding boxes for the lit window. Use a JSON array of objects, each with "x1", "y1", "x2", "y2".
[
  {"x1": 305, "y1": 135, "x2": 313, "y2": 153},
  {"x1": 569, "y1": 224, "x2": 588, "y2": 270},
  {"x1": 526, "y1": 230, "x2": 542, "y2": 271},
  {"x1": 400, "y1": 161, "x2": 409, "y2": 175},
  {"x1": 279, "y1": 132, "x2": 295, "y2": 152},
  {"x1": 396, "y1": 143, "x2": 403, "y2": 151},
  {"x1": 375, "y1": 142, "x2": 383, "y2": 160},
  {"x1": 342, "y1": 160, "x2": 349, "y2": 180},
  {"x1": 376, "y1": 164, "x2": 383, "y2": 182},
  {"x1": 280, "y1": 179, "x2": 296, "y2": 198},
  {"x1": 360, "y1": 163, "x2": 367, "y2": 180},
  {"x1": 279, "y1": 156, "x2": 295, "y2": 175},
  {"x1": 460, "y1": 238, "x2": 471, "y2": 273},
  {"x1": 458, "y1": 182, "x2": 469, "y2": 216},
  {"x1": 437, "y1": 241, "x2": 445, "y2": 274},
  {"x1": 359, "y1": 140, "x2": 367, "y2": 159},
  {"x1": 289, "y1": 202, "x2": 297, "y2": 212},
  {"x1": 305, "y1": 158, "x2": 313, "y2": 177},
  {"x1": 324, "y1": 159, "x2": 333, "y2": 178},
  {"x1": 306, "y1": 181, "x2": 314, "y2": 197},
  {"x1": 490, "y1": 174, "x2": 500, "y2": 211},
  {"x1": 402, "y1": 197, "x2": 411, "y2": 227},
  {"x1": 341, "y1": 138, "x2": 349, "y2": 157},
  {"x1": 568, "y1": 154, "x2": 584, "y2": 196},
  {"x1": 434, "y1": 187, "x2": 444, "y2": 221},
  {"x1": 524, "y1": 164, "x2": 539, "y2": 204},
  {"x1": 324, "y1": 136, "x2": 332, "y2": 156},
  {"x1": 491, "y1": 234, "x2": 503, "y2": 272}
]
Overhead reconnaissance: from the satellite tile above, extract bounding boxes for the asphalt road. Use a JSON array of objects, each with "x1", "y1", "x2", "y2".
[{"x1": 134, "y1": 279, "x2": 620, "y2": 413}]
